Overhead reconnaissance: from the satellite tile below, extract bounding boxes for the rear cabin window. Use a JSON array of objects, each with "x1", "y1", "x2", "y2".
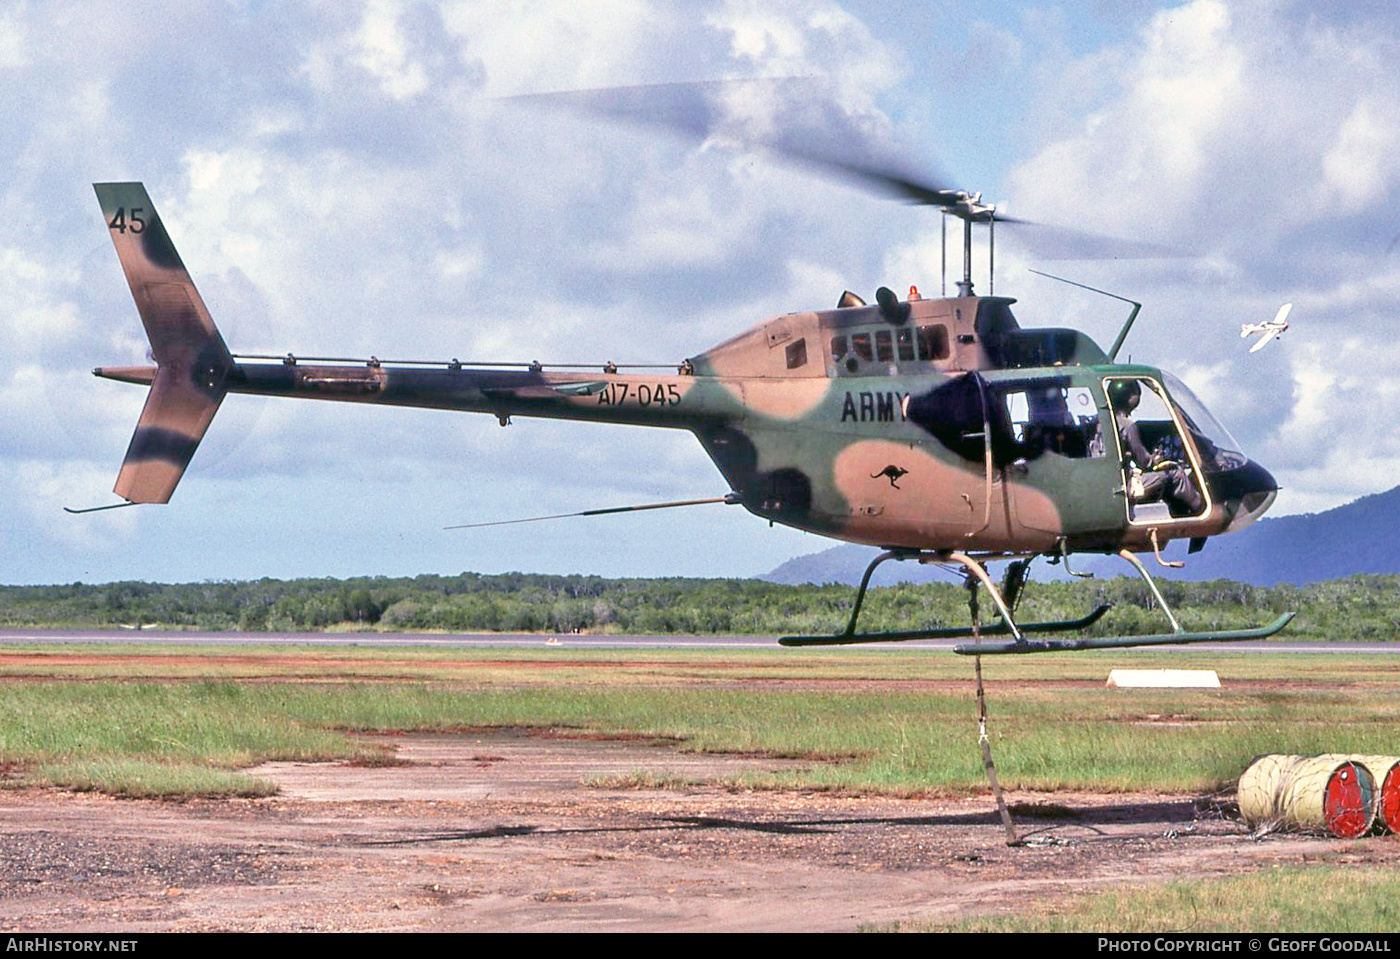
[
  {"x1": 831, "y1": 323, "x2": 952, "y2": 370},
  {"x1": 918, "y1": 324, "x2": 949, "y2": 360},
  {"x1": 785, "y1": 338, "x2": 807, "y2": 369},
  {"x1": 896, "y1": 327, "x2": 916, "y2": 360}
]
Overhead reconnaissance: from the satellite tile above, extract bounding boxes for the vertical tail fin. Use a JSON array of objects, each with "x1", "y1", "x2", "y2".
[{"x1": 94, "y1": 182, "x2": 232, "y2": 503}]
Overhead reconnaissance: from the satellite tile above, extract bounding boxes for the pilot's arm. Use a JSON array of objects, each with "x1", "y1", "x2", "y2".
[{"x1": 1116, "y1": 412, "x2": 1154, "y2": 468}]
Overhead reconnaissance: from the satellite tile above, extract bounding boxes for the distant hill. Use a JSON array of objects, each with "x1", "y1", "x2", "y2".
[
  {"x1": 1148, "y1": 485, "x2": 1400, "y2": 585},
  {"x1": 760, "y1": 486, "x2": 1400, "y2": 587},
  {"x1": 762, "y1": 544, "x2": 951, "y2": 586}
]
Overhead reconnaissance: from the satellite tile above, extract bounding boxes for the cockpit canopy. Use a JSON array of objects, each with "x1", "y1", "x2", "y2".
[{"x1": 1156, "y1": 371, "x2": 1248, "y2": 474}]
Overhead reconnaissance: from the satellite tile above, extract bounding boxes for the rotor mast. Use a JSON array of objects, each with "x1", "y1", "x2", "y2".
[{"x1": 939, "y1": 192, "x2": 998, "y2": 298}]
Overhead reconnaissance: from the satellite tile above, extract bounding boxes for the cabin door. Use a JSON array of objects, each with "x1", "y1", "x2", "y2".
[{"x1": 992, "y1": 382, "x2": 1122, "y2": 539}]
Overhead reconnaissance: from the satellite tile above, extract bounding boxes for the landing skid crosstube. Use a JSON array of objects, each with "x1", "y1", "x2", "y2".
[{"x1": 777, "y1": 548, "x2": 1295, "y2": 654}]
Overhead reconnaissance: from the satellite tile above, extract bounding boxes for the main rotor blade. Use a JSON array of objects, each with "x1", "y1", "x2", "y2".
[
  {"x1": 445, "y1": 493, "x2": 740, "y2": 530},
  {"x1": 510, "y1": 79, "x2": 1182, "y2": 257},
  {"x1": 507, "y1": 78, "x2": 968, "y2": 211},
  {"x1": 1001, "y1": 218, "x2": 1184, "y2": 260}
]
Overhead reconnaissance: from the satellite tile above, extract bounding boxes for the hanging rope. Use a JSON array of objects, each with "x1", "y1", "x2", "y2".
[{"x1": 967, "y1": 572, "x2": 1019, "y2": 846}]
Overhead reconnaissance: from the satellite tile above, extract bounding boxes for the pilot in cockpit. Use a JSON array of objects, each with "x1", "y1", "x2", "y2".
[{"x1": 1110, "y1": 379, "x2": 1204, "y2": 517}]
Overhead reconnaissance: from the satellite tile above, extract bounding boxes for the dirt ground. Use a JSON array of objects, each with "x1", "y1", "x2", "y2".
[{"x1": 2, "y1": 729, "x2": 1397, "y2": 932}]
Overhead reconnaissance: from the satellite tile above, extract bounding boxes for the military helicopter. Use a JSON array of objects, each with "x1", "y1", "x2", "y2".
[{"x1": 85, "y1": 170, "x2": 1292, "y2": 655}]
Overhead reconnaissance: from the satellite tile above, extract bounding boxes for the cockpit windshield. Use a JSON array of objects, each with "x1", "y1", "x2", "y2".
[{"x1": 1160, "y1": 372, "x2": 1247, "y2": 474}]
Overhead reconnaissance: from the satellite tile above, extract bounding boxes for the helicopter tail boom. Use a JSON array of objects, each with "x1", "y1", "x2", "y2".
[{"x1": 93, "y1": 182, "x2": 233, "y2": 503}]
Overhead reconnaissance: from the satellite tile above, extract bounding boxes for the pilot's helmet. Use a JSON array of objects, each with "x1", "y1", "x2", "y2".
[{"x1": 1108, "y1": 379, "x2": 1142, "y2": 407}]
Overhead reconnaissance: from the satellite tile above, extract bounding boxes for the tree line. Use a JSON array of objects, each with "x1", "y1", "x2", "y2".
[{"x1": 1, "y1": 570, "x2": 1395, "y2": 642}]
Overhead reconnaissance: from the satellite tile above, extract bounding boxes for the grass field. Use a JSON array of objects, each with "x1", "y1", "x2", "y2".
[
  {"x1": 3, "y1": 638, "x2": 1399, "y2": 930},
  {"x1": 885, "y1": 865, "x2": 1400, "y2": 933},
  {"x1": 2, "y1": 640, "x2": 1398, "y2": 797}
]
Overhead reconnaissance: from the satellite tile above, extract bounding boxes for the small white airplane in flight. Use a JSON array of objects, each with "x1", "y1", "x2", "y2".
[{"x1": 1241, "y1": 303, "x2": 1292, "y2": 353}]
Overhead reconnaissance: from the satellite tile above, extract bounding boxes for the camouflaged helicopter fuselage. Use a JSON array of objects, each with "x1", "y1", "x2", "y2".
[
  {"x1": 130, "y1": 296, "x2": 1245, "y2": 555},
  {"x1": 680, "y1": 296, "x2": 1277, "y2": 554},
  {"x1": 94, "y1": 182, "x2": 1277, "y2": 556}
]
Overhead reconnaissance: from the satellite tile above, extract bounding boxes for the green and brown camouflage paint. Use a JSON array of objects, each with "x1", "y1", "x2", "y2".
[{"x1": 93, "y1": 183, "x2": 1278, "y2": 559}]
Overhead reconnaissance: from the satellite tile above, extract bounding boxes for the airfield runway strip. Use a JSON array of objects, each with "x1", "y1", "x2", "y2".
[
  {"x1": 1, "y1": 629, "x2": 1400, "y2": 654},
  {"x1": 0, "y1": 629, "x2": 885, "y2": 649}
]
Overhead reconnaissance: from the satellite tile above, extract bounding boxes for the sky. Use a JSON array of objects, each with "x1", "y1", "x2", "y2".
[{"x1": 2, "y1": 0, "x2": 1398, "y2": 585}]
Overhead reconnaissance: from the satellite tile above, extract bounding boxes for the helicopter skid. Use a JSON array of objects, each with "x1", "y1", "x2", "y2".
[
  {"x1": 778, "y1": 604, "x2": 1111, "y2": 647},
  {"x1": 950, "y1": 612, "x2": 1295, "y2": 655},
  {"x1": 774, "y1": 546, "x2": 1295, "y2": 654}
]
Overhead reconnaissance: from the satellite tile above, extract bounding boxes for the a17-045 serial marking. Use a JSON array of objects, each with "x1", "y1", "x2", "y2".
[{"x1": 596, "y1": 382, "x2": 682, "y2": 406}]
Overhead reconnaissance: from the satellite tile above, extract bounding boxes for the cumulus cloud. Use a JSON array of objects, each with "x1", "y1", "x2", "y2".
[
  {"x1": 998, "y1": 0, "x2": 1400, "y2": 517},
  {"x1": 0, "y1": 0, "x2": 899, "y2": 583},
  {"x1": 3, "y1": 0, "x2": 1391, "y2": 584}
]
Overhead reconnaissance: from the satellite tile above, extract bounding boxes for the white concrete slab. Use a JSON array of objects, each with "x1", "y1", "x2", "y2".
[{"x1": 1106, "y1": 669, "x2": 1221, "y2": 688}]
